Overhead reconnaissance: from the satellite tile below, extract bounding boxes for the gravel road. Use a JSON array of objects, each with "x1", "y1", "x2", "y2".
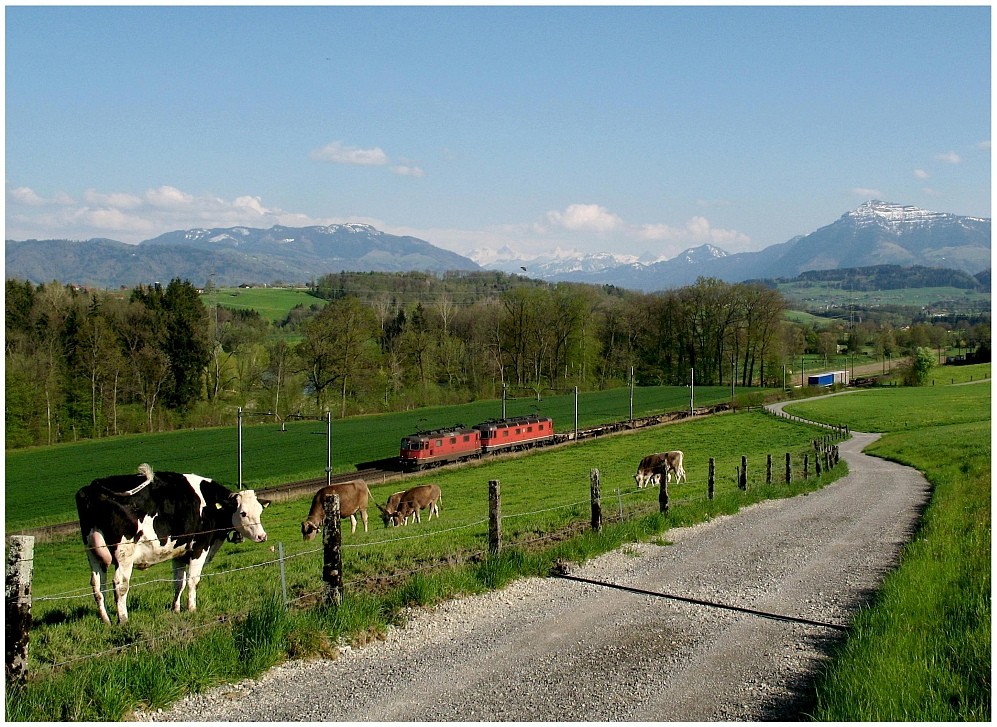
[{"x1": 140, "y1": 407, "x2": 930, "y2": 722}]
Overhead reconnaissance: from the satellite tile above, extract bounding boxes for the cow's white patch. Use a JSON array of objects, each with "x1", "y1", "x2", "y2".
[
  {"x1": 118, "y1": 513, "x2": 187, "y2": 569},
  {"x1": 183, "y1": 474, "x2": 209, "y2": 515}
]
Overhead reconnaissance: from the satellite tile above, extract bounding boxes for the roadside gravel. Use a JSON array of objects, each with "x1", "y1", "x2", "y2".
[{"x1": 139, "y1": 414, "x2": 930, "y2": 721}]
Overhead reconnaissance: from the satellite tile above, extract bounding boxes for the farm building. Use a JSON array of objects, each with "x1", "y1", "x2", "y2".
[{"x1": 808, "y1": 370, "x2": 850, "y2": 387}]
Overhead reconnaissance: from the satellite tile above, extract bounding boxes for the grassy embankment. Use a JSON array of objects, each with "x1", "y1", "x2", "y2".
[
  {"x1": 783, "y1": 363, "x2": 990, "y2": 720},
  {"x1": 6, "y1": 402, "x2": 844, "y2": 720}
]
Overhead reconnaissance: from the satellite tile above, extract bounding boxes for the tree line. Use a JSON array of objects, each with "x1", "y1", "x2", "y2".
[{"x1": 5, "y1": 273, "x2": 988, "y2": 448}]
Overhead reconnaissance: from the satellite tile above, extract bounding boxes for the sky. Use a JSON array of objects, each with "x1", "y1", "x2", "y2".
[{"x1": 4, "y1": 4, "x2": 992, "y2": 263}]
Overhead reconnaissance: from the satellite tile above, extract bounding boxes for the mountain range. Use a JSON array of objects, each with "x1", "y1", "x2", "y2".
[
  {"x1": 480, "y1": 201, "x2": 991, "y2": 290},
  {"x1": 4, "y1": 201, "x2": 990, "y2": 291}
]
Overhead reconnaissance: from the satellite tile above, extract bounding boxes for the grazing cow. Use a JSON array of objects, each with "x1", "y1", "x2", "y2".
[
  {"x1": 395, "y1": 483, "x2": 443, "y2": 526},
  {"x1": 634, "y1": 451, "x2": 685, "y2": 488},
  {"x1": 379, "y1": 483, "x2": 443, "y2": 526},
  {"x1": 376, "y1": 491, "x2": 407, "y2": 528},
  {"x1": 75, "y1": 463, "x2": 270, "y2": 625},
  {"x1": 301, "y1": 480, "x2": 372, "y2": 539}
]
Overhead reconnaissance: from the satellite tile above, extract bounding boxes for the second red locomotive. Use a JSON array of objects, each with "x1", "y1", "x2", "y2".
[{"x1": 399, "y1": 414, "x2": 555, "y2": 470}]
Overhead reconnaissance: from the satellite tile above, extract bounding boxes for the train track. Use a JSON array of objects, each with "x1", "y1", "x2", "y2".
[{"x1": 13, "y1": 404, "x2": 732, "y2": 543}]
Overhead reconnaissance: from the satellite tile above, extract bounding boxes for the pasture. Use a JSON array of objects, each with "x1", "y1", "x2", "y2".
[
  {"x1": 6, "y1": 384, "x2": 741, "y2": 531},
  {"x1": 199, "y1": 287, "x2": 326, "y2": 323},
  {"x1": 6, "y1": 409, "x2": 842, "y2": 720}
]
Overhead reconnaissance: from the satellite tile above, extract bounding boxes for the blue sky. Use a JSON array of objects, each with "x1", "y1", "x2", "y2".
[{"x1": 5, "y1": 5, "x2": 991, "y2": 262}]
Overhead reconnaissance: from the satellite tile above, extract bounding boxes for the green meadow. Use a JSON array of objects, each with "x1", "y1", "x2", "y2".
[
  {"x1": 6, "y1": 384, "x2": 739, "y2": 531},
  {"x1": 783, "y1": 372, "x2": 990, "y2": 720}
]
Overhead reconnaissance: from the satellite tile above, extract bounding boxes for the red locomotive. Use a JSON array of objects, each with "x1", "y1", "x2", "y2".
[
  {"x1": 399, "y1": 415, "x2": 555, "y2": 470},
  {"x1": 474, "y1": 415, "x2": 555, "y2": 454}
]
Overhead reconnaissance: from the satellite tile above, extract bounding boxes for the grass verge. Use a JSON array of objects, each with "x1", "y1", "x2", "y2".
[{"x1": 785, "y1": 381, "x2": 990, "y2": 720}]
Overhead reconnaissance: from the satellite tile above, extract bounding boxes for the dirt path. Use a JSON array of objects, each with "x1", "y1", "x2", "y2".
[{"x1": 144, "y1": 402, "x2": 930, "y2": 722}]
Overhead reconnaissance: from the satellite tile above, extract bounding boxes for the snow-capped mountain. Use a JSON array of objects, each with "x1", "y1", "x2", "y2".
[{"x1": 477, "y1": 201, "x2": 989, "y2": 291}]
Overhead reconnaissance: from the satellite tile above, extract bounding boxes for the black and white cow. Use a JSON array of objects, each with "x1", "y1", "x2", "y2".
[{"x1": 75, "y1": 464, "x2": 270, "y2": 624}]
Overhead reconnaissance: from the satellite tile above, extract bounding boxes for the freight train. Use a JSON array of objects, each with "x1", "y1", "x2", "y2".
[{"x1": 399, "y1": 414, "x2": 555, "y2": 470}]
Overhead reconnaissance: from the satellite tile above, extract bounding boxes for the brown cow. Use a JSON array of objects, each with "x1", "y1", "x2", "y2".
[
  {"x1": 634, "y1": 451, "x2": 685, "y2": 489},
  {"x1": 301, "y1": 480, "x2": 371, "y2": 539},
  {"x1": 375, "y1": 491, "x2": 407, "y2": 528},
  {"x1": 383, "y1": 483, "x2": 443, "y2": 526}
]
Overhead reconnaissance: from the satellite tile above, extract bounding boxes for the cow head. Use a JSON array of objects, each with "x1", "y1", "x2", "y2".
[
  {"x1": 229, "y1": 490, "x2": 270, "y2": 543},
  {"x1": 375, "y1": 503, "x2": 400, "y2": 528},
  {"x1": 301, "y1": 519, "x2": 321, "y2": 541}
]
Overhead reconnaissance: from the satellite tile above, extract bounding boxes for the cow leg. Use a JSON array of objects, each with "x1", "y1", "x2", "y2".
[
  {"x1": 186, "y1": 552, "x2": 210, "y2": 613},
  {"x1": 86, "y1": 551, "x2": 112, "y2": 625},
  {"x1": 111, "y1": 558, "x2": 134, "y2": 624},
  {"x1": 349, "y1": 514, "x2": 358, "y2": 534},
  {"x1": 84, "y1": 531, "x2": 113, "y2": 624},
  {"x1": 172, "y1": 559, "x2": 189, "y2": 613},
  {"x1": 360, "y1": 508, "x2": 369, "y2": 533}
]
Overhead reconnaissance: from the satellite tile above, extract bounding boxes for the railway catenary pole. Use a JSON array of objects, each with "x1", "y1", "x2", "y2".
[
  {"x1": 237, "y1": 407, "x2": 243, "y2": 490},
  {"x1": 689, "y1": 367, "x2": 695, "y2": 416},
  {"x1": 629, "y1": 366, "x2": 634, "y2": 421},
  {"x1": 574, "y1": 386, "x2": 579, "y2": 442},
  {"x1": 326, "y1": 411, "x2": 332, "y2": 487}
]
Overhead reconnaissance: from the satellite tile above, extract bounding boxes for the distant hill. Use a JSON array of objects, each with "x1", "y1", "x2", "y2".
[{"x1": 5, "y1": 224, "x2": 480, "y2": 289}]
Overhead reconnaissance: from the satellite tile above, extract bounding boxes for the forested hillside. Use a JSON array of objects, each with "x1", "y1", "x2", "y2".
[{"x1": 5, "y1": 272, "x2": 989, "y2": 449}]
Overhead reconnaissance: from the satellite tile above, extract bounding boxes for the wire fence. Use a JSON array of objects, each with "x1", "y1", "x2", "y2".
[{"x1": 7, "y1": 430, "x2": 846, "y2": 681}]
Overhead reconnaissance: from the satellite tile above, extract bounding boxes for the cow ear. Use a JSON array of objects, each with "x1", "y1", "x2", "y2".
[{"x1": 259, "y1": 499, "x2": 271, "y2": 509}]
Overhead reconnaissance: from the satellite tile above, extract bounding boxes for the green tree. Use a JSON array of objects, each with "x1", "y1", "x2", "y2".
[
  {"x1": 901, "y1": 346, "x2": 936, "y2": 386},
  {"x1": 295, "y1": 296, "x2": 379, "y2": 416}
]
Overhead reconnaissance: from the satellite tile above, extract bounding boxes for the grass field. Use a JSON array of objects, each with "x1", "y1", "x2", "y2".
[
  {"x1": 5, "y1": 384, "x2": 741, "y2": 531},
  {"x1": 6, "y1": 408, "x2": 843, "y2": 720},
  {"x1": 199, "y1": 287, "x2": 326, "y2": 322},
  {"x1": 783, "y1": 376, "x2": 990, "y2": 720},
  {"x1": 778, "y1": 282, "x2": 990, "y2": 311}
]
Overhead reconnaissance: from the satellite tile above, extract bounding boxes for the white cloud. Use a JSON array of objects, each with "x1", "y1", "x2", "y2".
[
  {"x1": 7, "y1": 186, "x2": 47, "y2": 206},
  {"x1": 934, "y1": 151, "x2": 961, "y2": 164},
  {"x1": 977, "y1": 140, "x2": 991, "y2": 151},
  {"x1": 310, "y1": 141, "x2": 389, "y2": 166},
  {"x1": 391, "y1": 165, "x2": 425, "y2": 178},
  {"x1": 5, "y1": 183, "x2": 330, "y2": 243},
  {"x1": 145, "y1": 185, "x2": 196, "y2": 209},
  {"x1": 546, "y1": 203, "x2": 622, "y2": 233},
  {"x1": 913, "y1": 169, "x2": 929, "y2": 180},
  {"x1": 85, "y1": 188, "x2": 143, "y2": 209},
  {"x1": 638, "y1": 215, "x2": 750, "y2": 248},
  {"x1": 851, "y1": 187, "x2": 882, "y2": 199}
]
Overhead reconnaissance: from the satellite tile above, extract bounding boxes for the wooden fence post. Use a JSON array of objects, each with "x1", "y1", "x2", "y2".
[
  {"x1": 488, "y1": 480, "x2": 501, "y2": 554},
  {"x1": 6, "y1": 535, "x2": 34, "y2": 686},
  {"x1": 739, "y1": 455, "x2": 747, "y2": 490},
  {"x1": 658, "y1": 469, "x2": 669, "y2": 513},
  {"x1": 322, "y1": 494, "x2": 343, "y2": 607},
  {"x1": 786, "y1": 452, "x2": 793, "y2": 483},
  {"x1": 766, "y1": 454, "x2": 772, "y2": 484},
  {"x1": 708, "y1": 457, "x2": 715, "y2": 500},
  {"x1": 590, "y1": 469, "x2": 602, "y2": 532},
  {"x1": 803, "y1": 453, "x2": 809, "y2": 479},
  {"x1": 815, "y1": 454, "x2": 822, "y2": 478}
]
